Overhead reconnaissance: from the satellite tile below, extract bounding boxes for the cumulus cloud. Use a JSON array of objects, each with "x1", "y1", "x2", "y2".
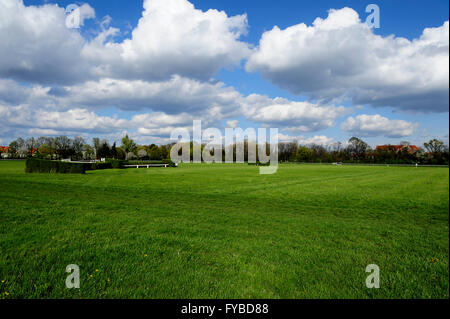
[
  {"x1": 0, "y1": 104, "x2": 127, "y2": 134},
  {"x1": 226, "y1": 120, "x2": 239, "y2": 128},
  {"x1": 1, "y1": 73, "x2": 350, "y2": 136},
  {"x1": 1, "y1": 1, "x2": 441, "y2": 145},
  {"x1": 0, "y1": 0, "x2": 251, "y2": 84},
  {"x1": 246, "y1": 8, "x2": 449, "y2": 112},
  {"x1": 341, "y1": 114, "x2": 417, "y2": 138},
  {"x1": 0, "y1": 0, "x2": 92, "y2": 84},
  {"x1": 277, "y1": 133, "x2": 334, "y2": 145},
  {"x1": 242, "y1": 95, "x2": 349, "y2": 132},
  {"x1": 83, "y1": 0, "x2": 251, "y2": 81},
  {"x1": 55, "y1": 76, "x2": 242, "y2": 116}
]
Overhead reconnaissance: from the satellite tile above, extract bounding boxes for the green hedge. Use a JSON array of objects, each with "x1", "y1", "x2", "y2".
[
  {"x1": 25, "y1": 158, "x2": 86, "y2": 174},
  {"x1": 85, "y1": 162, "x2": 112, "y2": 170},
  {"x1": 105, "y1": 159, "x2": 125, "y2": 169},
  {"x1": 25, "y1": 158, "x2": 175, "y2": 173}
]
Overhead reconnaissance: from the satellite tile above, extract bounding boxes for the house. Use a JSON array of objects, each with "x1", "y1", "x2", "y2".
[
  {"x1": 376, "y1": 144, "x2": 419, "y2": 154},
  {"x1": 0, "y1": 146, "x2": 9, "y2": 158}
]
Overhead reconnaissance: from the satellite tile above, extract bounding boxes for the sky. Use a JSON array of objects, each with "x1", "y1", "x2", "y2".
[{"x1": 0, "y1": 0, "x2": 448, "y2": 147}]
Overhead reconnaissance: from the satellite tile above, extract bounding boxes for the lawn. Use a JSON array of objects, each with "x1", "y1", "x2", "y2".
[{"x1": 0, "y1": 160, "x2": 448, "y2": 298}]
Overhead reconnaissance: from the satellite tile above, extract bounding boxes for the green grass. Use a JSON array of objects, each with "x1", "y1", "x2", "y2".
[{"x1": 0, "y1": 160, "x2": 448, "y2": 298}]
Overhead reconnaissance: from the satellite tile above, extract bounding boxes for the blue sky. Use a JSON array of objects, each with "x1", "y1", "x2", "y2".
[{"x1": 1, "y1": 0, "x2": 448, "y2": 147}]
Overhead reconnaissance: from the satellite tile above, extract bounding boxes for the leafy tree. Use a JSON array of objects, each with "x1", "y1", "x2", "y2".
[
  {"x1": 296, "y1": 146, "x2": 314, "y2": 162},
  {"x1": 347, "y1": 137, "x2": 370, "y2": 161},
  {"x1": 38, "y1": 144, "x2": 53, "y2": 159},
  {"x1": 424, "y1": 139, "x2": 445, "y2": 154},
  {"x1": 25, "y1": 137, "x2": 37, "y2": 156},
  {"x1": 116, "y1": 147, "x2": 126, "y2": 160},
  {"x1": 149, "y1": 146, "x2": 162, "y2": 160},
  {"x1": 97, "y1": 142, "x2": 111, "y2": 159},
  {"x1": 54, "y1": 136, "x2": 74, "y2": 159},
  {"x1": 126, "y1": 152, "x2": 137, "y2": 160},
  {"x1": 72, "y1": 136, "x2": 85, "y2": 160},
  {"x1": 8, "y1": 141, "x2": 19, "y2": 157},
  {"x1": 137, "y1": 148, "x2": 148, "y2": 159},
  {"x1": 83, "y1": 144, "x2": 95, "y2": 160},
  {"x1": 159, "y1": 145, "x2": 169, "y2": 159},
  {"x1": 111, "y1": 142, "x2": 118, "y2": 159},
  {"x1": 121, "y1": 135, "x2": 137, "y2": 153},
  {"x1": 92, "y1": 137, "x2": 101, "y2": 158}
]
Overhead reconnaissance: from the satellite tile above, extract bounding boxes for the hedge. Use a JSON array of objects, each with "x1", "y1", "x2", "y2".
[
  {"x1": 85, "y1": 162, "x2": 113, "y2": 170},
  {"x1": 25, "y1": 158, "x2": 86, "y2": 174},
  {"x1": 105, "y1": 158, "x2": 125, "y2": 169},
  {"x1": 25, "y1": 158, "x2": 175, "y2": 173}
]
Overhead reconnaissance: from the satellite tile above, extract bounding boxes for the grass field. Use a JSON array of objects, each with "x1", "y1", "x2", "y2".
[{"x1": 0, "y1": 160, "x2": 448, "y2": 298}]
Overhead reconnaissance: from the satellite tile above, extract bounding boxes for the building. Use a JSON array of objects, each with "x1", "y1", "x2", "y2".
[{"x1": 0, "y1": 146, "x2": 9, "y2": 158}]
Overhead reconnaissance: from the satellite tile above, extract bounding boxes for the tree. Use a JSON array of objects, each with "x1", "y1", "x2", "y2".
[
  {"x1": 347, "y1": 137, "x2": 370, "y2": 161},
  {"x1": 97, "y1": 142, "x2": 111, "y2": 159},
  {"x1": 424, "y1": 139, "x2": 445, "y2": 154},
  {"x1": 54, "y1": 136, "x2": 73, "y2": 159},
  {"x1": 137, "y1": 149, "x2": 148, "y2": 159},
  {"x1": 8, "y1": 141, "x2": 19, "y2": 157},
  {"x1": 72, "y1": 136, "x2": 85, "y2": 160},
  {"x1": 121, "y1": 135, "x2": 137, "y2": 153},
  {"x1": 111, "y1": 142, "x2": 118, "y2": 159},
  {"x1": 92, "y1": 137, "x2": 101, "y2": 159},
  {"x1": 148, "y1": 146, "x2": 162, "y2": 160},
  {"x1": 38, "y1": 144, "x2": 53, "y2": 159},
  {"x1": 83, "y1": 144, "x2": 95, "y2": 160},
  {"x1": 25, "y1": 137, "x2": 36, "y2": 156},
  {"x1": 296, "y1": 146, "x2": 314, "y2": 162},
  {"x1": 116, "y1": 147, "x2": 126, "y2": 160},
  {"x1": 424, "y1": 139, "x2": 448, "y2": 165},
  {"x1": 159, "y1": 145, "x2": 169, "y2": 159},
  {"x1": 126, "y1": 152, "x2": 137, "y2": 160}
]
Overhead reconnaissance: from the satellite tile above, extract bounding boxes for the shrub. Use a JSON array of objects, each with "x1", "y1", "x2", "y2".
[
  {"x1": 26, "y1": 158, "x2": 85, "y2": 174},
  {"x1": 105, "y1": 158, "x2": 125, "y2": 169},
  {"x1": 87, "y1": 162, "x2": 113, "y2": 170}
]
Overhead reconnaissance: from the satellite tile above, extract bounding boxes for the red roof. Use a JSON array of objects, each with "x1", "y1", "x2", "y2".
[{"x1": 0, "y1": 146, "x2": 8, "y2": 152}]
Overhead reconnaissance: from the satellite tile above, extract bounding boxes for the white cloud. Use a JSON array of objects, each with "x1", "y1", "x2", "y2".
[
  {"x1": 55, "y1": 76, "x2": 242, "y2": 117},
  {"x1": 76, "y1": 3, "x2": 96, "y2": 26},
  {"x1": 0, "y1": 0, "x2": 92, "y2": 84},
  {"x1": 0, "y1": 104, "x2": 127, "y2": 135},
  {"x1": 83, "y1": 0, "x2": 251, "y2": 81},
  {"x1": 0, "y1": 79, "x2": 353, "y2": 143},
  {"x1": 0, "y1": 0, "x2": 251, "y2": 85},
  {"x1": 242, "y1": 95, "x2": 349, "y2": 132},
  {"x1": 246, "y1": 8, "x2": 449, "y2": 112},
  {"x1": 341, "y1": 114, "x2": 417, "y2": 138},
  {"x1": 226, "y1": 120, "x2": 239, "y2": 128},
  {"x1": 277, "y1": 133, "x2": 334, "y2": 145}
]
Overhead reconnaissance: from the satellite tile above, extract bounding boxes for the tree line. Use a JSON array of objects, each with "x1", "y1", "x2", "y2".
[
  {"x1": 4, "y1": 135, "x2": 171, "y2": 161},
  {"x1": 3, "y1": 135, "x2": 449, "y2": 165},
  {"x1": 278, "y1": 137, "x2": 449, "y2": 165}
]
